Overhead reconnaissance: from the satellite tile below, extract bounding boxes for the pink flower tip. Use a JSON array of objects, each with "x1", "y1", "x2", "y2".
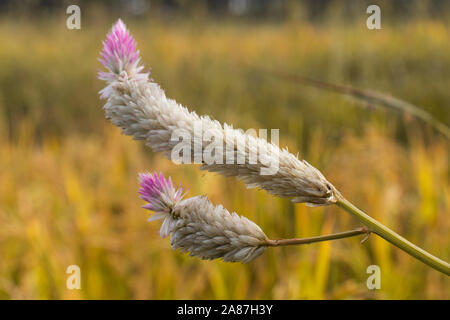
[
  {"x1": 138, "y1": 172, "x2": 186, "y2": 214},
  {"x1": 98, "y1": 19, "x2": 148, "y2": 81}
]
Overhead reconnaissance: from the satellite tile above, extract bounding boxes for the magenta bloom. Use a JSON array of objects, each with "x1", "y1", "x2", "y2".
[
  {"x1": 139, "y1": 172, "x2": 186, "y2": 237},
  {"x1": 98, "y1": 19, "x2": 147, "y2": 81}
]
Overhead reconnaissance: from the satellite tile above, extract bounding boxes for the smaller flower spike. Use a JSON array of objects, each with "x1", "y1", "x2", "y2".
[
  {"x1": 98, "y1": 19, "x2": 148, "y2": 83},
  {"x1": 140, "y1": 172, "x2": 268, "y2": 262}
]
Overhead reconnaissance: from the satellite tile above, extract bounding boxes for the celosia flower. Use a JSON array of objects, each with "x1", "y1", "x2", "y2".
[
  {"x1": 99, "y1": 19, "x2": 337, "y2": 206},
  {"x1": 139, "y1": 172, "x2": 268, "y2": 263},
  {"x1": 100, "y1": 20, "x2": 450, "y2": 274}
]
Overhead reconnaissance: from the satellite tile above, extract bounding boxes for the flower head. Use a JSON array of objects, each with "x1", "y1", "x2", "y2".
[
  {"x1": 98, "y1": 19, "x2": 148, "y2": 82},
  {"x1": 139, "y1": 172, "x2": 186, "y2": 237},
  {"x1": 139, "y1": 172, "x2": 268, "y2": 262}
]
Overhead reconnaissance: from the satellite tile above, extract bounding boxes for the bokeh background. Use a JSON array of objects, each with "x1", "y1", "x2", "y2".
[{"x1": 0, "y1": 0, "x2": 449, "y2": 299}]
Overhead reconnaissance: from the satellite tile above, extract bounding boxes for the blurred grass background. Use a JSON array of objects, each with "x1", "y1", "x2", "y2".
[{"x1": 0, "y1": 0, "x2": 449, "y2": 299}]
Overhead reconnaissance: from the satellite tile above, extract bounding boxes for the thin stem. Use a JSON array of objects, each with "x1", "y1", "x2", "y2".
[
  {"x1": 265, "y1": 227, "x2": 369, "y2": 247},
  {"x1": 243, "y1": 64, "x2": 450, "y2": 140},
  {"x1": 335, "y1": 195, "x2": 450, "y2": 276}
]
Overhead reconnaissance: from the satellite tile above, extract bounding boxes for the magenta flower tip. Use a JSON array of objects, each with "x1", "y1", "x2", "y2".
[
  {"x1": 138, "y1": 172, "x2": 185, "y2": 214},
  {"x1": 98, "y1": 19, "x2": 147, "y2": 81}
]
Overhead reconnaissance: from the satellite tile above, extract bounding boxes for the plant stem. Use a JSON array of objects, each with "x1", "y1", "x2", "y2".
[
  {"x1": 265, "y1": 227, "x2": 369, "y2": 247},
  {"x1": 335, "y1": 195, "x2": 450, "y2": 276}
]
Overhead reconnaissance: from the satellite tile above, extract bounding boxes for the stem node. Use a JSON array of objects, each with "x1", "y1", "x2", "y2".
[{"x1": 335, "y1": 194, "x2": 450, "y2": 276}]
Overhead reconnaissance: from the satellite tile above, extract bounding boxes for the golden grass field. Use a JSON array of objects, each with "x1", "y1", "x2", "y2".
[{"x1": 0, "y1": 13, "x2": 449, "y2": 299}]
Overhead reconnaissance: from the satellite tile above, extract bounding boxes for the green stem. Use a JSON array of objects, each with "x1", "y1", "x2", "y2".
[
  {"x1": 335, "y1": 195, "x2": 450, "y2": 276},
  {"x1": 265, "y1": 227, "x2": 369, "y2": 247}
]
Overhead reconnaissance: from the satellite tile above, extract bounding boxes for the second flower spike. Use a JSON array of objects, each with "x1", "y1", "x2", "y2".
[{"x1": 139, "y1": 172, "x2": 268, "y2": 263}]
